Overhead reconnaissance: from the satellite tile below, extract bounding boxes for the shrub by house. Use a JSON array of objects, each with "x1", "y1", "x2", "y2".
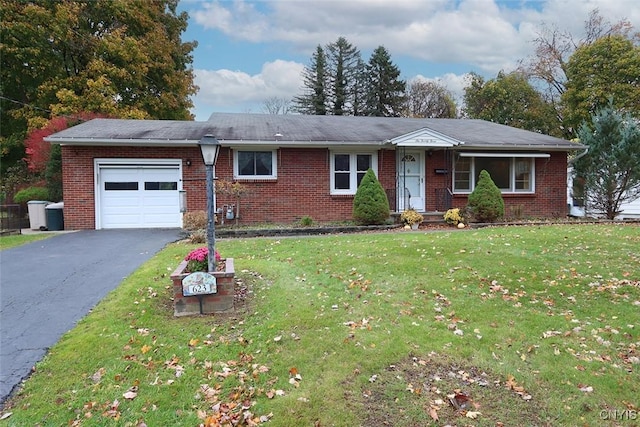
[
  {"x1": 467, "y1": 170, "x2": 504, "y2": 222},
  {"x1": 352, "y1": 169, "x2": 390, "y2": 225}
]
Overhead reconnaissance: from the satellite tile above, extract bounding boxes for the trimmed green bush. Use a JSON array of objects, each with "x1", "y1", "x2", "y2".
[
  {"x1": 13, "y1": 186, "x2": 50, "y2": 204},
  {"x1": 352, "y1": 169, "x2": 390, "y2": 225},
  {"x1": 466, "y1": 170, "x2": 504, "y2": 222},
  {"x1": 299, "y1": 216, "x2": 314, "y2": 227},
  {"x1": 45, "y1": 144, "x2": 63, "y2": 202}
]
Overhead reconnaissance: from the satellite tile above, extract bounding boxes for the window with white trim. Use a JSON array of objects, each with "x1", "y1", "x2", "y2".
[
  {"x1": 453, "y1": 155, "x2": 539, "y2": 193},
  {"x1": 330, "y1": 152, "x2": 378, "y2": 195},
  {"x1": 234, "y1": 150, "x2": 277, "y2": 179}
]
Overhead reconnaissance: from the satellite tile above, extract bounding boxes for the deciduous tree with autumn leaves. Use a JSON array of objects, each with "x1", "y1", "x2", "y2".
[{"x1": 0, "y1": 0, "x2": 197, "y2": 201}]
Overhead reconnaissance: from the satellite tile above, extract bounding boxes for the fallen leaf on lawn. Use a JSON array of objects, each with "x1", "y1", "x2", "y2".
[
  {"x1": 188, "y1": 338, "x2": 199, "y2": 347},
  {"x1": 91, "y1": 367, "x2": 106, "y2": 383},
  {"x1": 122, "y1": 391, "x2": 138, "y2": 400},
  {"x1": 266, "y1": 389, "x2": 285, "y2": 399},
  {"x1": 260, "y1": 413, "x2": 274, "y2": 422},
  {"x1": 0, "y1": 413, "x2": 12, "y2": 420},
  {"x1": 448, "y1": 392, "x2": 471, "y2": 410},
  {"x1": 428, "y1": 406, "x2": 439, "y2": 421},
  {"x1": 466, "y1": 410, "x2": 482, "y2": 419},
  {"x1": 289, "y1": 377, "x2": 300, "y2": 387},
  {"x1": 141, "y1": 345, "x2": 152, "y2": 354},
  {"x1": 123, "y1": 386, "x2": 138, "y2": 400},
  {"x1": 289, "y1": 367, "x2": 298, "y2": 376},
  {"x1": 273, "y1": 335, "x2": 282, "y2": 342},
  {"x1": 578, "y1": 384, "x2": 593, "y2": 392}
]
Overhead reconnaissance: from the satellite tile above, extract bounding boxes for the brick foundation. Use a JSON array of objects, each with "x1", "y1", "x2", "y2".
[{"x1": 170, "y1": 258, "x2": 235, "y2": 316}]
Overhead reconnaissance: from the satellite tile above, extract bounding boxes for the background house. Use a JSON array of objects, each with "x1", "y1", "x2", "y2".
[
  {"x1": 567, "y1": 165, "x2": 640, "y2": 219},
  {"x1": 45, "y1": 113, "x2": 584, "y2": 230}
]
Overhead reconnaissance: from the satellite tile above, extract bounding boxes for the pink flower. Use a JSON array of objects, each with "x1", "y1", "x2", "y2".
[{"x1": 184, "y1": 247, "x2": 222, "y2": 272}]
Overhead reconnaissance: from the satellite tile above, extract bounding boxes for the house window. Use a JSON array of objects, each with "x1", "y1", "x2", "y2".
[
  {"x1": 330, "y1": 152, "x2": 378, "y2": 195},
  {"x1": 234, "y1": 150, "x2": 277, "y2": 179},
  {"x1": 453, "y1": 155, "x2": 537, "y2": 193}
]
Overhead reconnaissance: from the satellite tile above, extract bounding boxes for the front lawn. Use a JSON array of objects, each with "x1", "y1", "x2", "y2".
[
  {"x1": 0, "y1": 233, "x2": 52, "y2": 250},
  {"x1": 1, "y1": 224, "x2": 638, "y2": 426}
]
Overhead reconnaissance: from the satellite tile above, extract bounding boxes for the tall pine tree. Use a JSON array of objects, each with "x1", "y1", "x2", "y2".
[
  {"x1": 365, "y1": 46, "x2": 406, "y2": 117},
  {"x1": 326, "y1": 37, "x2": 362, "y2": 115},
  {"x1": 292, "y1": 45, "x2": 328, "y2": 115}
]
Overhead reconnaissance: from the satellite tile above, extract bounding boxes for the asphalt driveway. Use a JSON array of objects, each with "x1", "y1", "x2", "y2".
[{"x1": 0, "y1": 229, "x2": 183, "y2": 405}]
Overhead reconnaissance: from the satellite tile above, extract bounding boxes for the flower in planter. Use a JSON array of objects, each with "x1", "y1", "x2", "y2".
[
  {"x1": 184, "y1": 247, "x2": 221, "y2": 272},
  {"x1": 400, "y1": 208, "x2": 424, "y2": 226}
]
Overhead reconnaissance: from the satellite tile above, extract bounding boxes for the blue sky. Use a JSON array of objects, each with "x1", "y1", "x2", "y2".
[{"x1": 178, "y1": 0, "x2": 639, "y2": 121}]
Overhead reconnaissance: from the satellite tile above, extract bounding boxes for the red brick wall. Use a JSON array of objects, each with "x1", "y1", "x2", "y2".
[
  {"x1": 61, "y1": 145, "x2": 568, "y2": 229},
  {"x1": 447, "y1": 152, "x2": 569, "y2": 219},
  {"x1": 214, "y1": 148, "x2": 397, "y2": 224},
  {"x1": 61, "y1": 145, "x2": 203, "y2": 229}
]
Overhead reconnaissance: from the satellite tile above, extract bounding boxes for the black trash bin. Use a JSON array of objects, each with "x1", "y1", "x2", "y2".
[{"x1": 45, "y1": 202, "x2": 64, "y2": 231}]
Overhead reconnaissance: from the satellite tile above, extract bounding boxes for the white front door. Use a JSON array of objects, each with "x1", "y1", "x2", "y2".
[{"x1": 398, "y1": 151, "x2": 425, "y2": 211}]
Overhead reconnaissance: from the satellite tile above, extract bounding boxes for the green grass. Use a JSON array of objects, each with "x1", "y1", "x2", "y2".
[
  {"x1": 1, "y1": 224, "x2": 639, "y2": 426},
  {"x1": 0, "y1": 233, "x2": 52, "y2": 250}
]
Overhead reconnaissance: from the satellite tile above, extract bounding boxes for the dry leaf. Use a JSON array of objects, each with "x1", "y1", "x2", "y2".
[
  {"x1": 428, "y1": 406, "x2": 439, "y2": 421},
  {"x1": 123, "y1": 386, "x2": 138, "y2": 400},
  {"x1": 578, "y1": 384, "x2": 593, "y2": 392},
  {"x1": 91, "y1": 367, "x2": 106, "y2": 383},
  {"x1": 466, "y1": 410, "x2": 482, "y2": 419}
]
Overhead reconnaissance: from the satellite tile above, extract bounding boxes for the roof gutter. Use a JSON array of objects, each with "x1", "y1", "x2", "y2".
[
  {"x1": 44, "y1": 137, "x2": 391, "y2": 148},
  {"x1": 568, "y1": 146, "x2": 589, "y2": 164}
]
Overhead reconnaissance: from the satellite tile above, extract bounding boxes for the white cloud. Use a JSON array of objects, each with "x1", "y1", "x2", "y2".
[
  {"x1": 192, "y1": 0, "x2": 639, "y2": 72},
  {"x1": 192, "y1": 60, "x2": 304, "y2": 119},
  {"x1": 188, "y1": 0, "x2": 640, "y2": 117}
]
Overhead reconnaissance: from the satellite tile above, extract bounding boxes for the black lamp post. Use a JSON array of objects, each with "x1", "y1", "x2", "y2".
[{"x1": 198, "y1": 134, "x2": 221, "y2": 272}]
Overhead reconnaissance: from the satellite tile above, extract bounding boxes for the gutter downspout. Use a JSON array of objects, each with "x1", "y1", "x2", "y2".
[
  {"x1": 568, "y1": 146, "x2": 589, "y2": 164},
  {"x1": 568, "y1": 146, "x2": 589, "y2": 217}
]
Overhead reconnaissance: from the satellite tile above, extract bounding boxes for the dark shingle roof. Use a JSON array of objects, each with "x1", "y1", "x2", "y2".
[{"x1": 45, "y1": 113, "x2": 583, "y2": 150}]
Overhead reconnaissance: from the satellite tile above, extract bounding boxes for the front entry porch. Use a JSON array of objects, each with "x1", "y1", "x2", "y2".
[{"x1": 389, "y1": 127, "x2": 460, "y2": 216}]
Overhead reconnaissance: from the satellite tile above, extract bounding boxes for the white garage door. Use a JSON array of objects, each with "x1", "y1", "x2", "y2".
[{"x1": 99, "y1": 165, "x2": 181, "y2": 229}]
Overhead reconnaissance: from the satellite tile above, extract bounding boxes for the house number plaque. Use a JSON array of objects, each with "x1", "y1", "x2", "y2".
[{"x1": 182, "y1": 272, "x2": 217, "y2": 296}]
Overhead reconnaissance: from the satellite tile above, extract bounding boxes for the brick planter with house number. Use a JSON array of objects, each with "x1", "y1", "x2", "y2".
[{"x1": 170, "y1": 258, "x2": 235, "y2": 316}]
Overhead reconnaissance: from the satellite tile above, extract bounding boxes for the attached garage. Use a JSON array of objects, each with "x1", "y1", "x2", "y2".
[{"x1": 95, "y1": 159, "x2": 183, "y2": 229}]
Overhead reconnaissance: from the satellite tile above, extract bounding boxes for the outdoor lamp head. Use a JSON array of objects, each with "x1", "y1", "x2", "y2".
[{"x1": 198, "y1": 134, "x2": 220, "y2": 166}]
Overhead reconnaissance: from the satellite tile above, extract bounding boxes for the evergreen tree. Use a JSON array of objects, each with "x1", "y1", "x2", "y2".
[
  {"x1": 574, "y1": 103, "x2": 640, "y2": 219},
  {"x1": 466, "y1": 170, "x2": 505, "y2": 222},
  {"x1": 365, "y1": 46, "x2": 406, "y2": 117},
  {"x1": 351, "y1": 58, "x2": 368, "y2": 116},
  {"x1": 45, "y1": 144, "x2": 63, "y2": 202},
  {"x1": 326, "y1": 37, "x2": 362, "y2": 115},
  {"x1": 292, "y1": 45, "x2": 328, "y2": 115},
  {"x1": 352, "y1": 169, "x2": 390, "y2": 225}
]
